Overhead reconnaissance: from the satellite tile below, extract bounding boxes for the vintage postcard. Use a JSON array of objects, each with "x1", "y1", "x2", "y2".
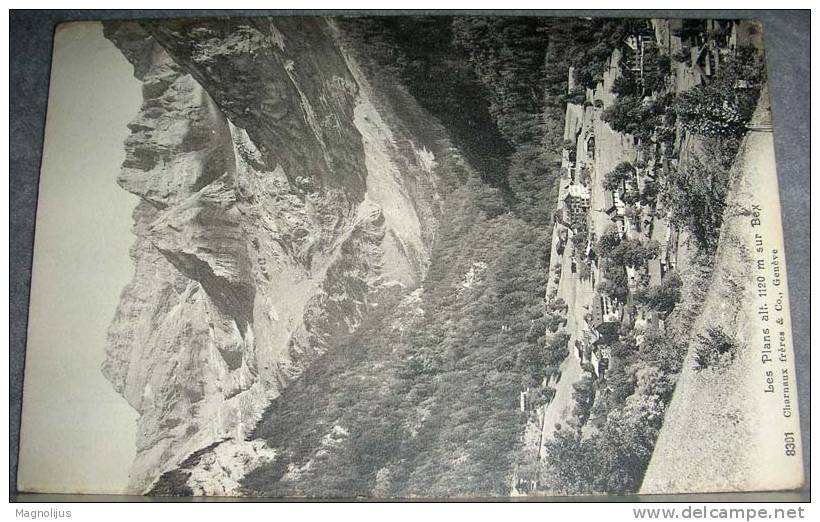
[{"x1": 18, "y1": 15, "x2": 804, "y2": 497}]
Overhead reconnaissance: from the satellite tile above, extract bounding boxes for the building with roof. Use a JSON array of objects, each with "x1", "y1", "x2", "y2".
[
  {"x1": 602, "y1": 190, "x2": 627, "y2": 236},
  {"x1": 623, "y1": 32, "x2": 655, "y2": 78},
  {"x1": 648, "y1": 258, "x2": 662, "y2": 287},
  {"x1": 563, "y1": 184, "x2": 591, "y2": 229},
  {"x1": 590, "y1": 346, "x2": 611, "y2": 379},
  {"x1": 591, "y1": 293, "x2": 621, "y2": 340}
]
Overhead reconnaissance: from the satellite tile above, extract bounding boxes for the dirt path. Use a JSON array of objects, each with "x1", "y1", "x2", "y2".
[{"x1": 538, "y1": 241, "x2": 595, "y2": 457}]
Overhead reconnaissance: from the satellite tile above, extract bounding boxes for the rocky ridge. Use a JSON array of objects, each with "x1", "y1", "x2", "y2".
[{"x1": 103, "y1": 17, "x2": 448, "y2": 493}]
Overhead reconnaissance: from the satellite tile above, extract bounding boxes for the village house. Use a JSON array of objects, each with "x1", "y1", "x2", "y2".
[
  {"x1": 650, "y1": 221, "x2": 679, "y2": 276},
  {"x1": 625, "y1": 265, "x2": 639, "y2": 293},
  {"x1": 590, "y1": 346, "x2": 611, "y2": 379},
  {"x1": 602, "y1": 189, "x2": 627, "y2": 236},
  {"x1": 623, "y1": 32, "x2": 655, "y2": 78},
  {"x1": 665, "y1": 227, "x2": 679, "y2": 271},
  {"x1": 634, "y1": 309, "x2": 665, "y2": 347},
  {"x1": 623, "y1": 176, "x2": 639, "y2": 201},
  {"x1": 585, "y1": 135, "x2": 596, "y2": 162},
  {"x1": 690, "y1": 43, "x2": 717, "y2": 83},
  {"x1": 556, "y1": 227, "x2": 568, "y2": 255},
  {"x1": 686, "y1": 20, "x2": 739, "y2": 86},
  {"x1": 591, "y1": 293, "x2": 621, "y2": 340},
  {"x1": 648, "y1": 257, "x2": 663, "y2": 287},
  {"x1": 563, "y1": 184, "x2": 591, "y2": 229}
]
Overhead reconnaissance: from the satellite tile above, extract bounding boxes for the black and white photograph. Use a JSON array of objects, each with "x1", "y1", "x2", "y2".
[{"x1": 12, "y1": 12, "x2": 808, "y2": 500}]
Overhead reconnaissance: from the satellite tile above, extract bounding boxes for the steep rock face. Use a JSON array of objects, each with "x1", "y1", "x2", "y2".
[
  {"x1": 103, "y1": 19, "x2": 445, "y2": 493},
  {"x1": 145, "y1": 17, "x2": 367, "y2": 197}
]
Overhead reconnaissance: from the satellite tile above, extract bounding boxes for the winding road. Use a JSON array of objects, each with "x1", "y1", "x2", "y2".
[{"x1": 538, "y1": 238, "x2": 595, "y2": 457}]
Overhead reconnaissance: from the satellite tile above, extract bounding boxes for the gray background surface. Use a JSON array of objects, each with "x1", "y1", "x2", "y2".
[{"x1": 9, "y1": 10, "x2": 810, "y2": 501}]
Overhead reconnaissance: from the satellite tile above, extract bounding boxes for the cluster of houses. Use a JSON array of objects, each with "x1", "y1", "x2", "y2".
[
  {"x1": 561, "y1": 138, "x2": 649, "y2": 243},
  {"x1": 653, "y1": 18, "x2": 762, "y2": 89},
  {"x1": 569, "y1": 159, "x2": 676, "y2": 382},
  {"x1": 575, "y1": 282, "x2": 672, "y2": 382},
  {"x1": 555, "y1": 104, "x2": 679, "y2": 384},
  {"x1": 529, "y1": 20, "x2": 709, "y2": 424},
  {"x1": 572, "y1": 294, "x2": 619, "y2": 379}
]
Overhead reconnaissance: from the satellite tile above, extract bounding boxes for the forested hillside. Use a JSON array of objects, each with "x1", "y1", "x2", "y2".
[
  {"x1": 238, "y1": 16, "x2": 606, "y2": 497},
  {"x1": 243, "y1": 179, "x2": 549, "y2": 497}
]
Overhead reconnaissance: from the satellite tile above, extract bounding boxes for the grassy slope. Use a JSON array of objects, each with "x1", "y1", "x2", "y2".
[{"x1": 641, "y1": 87, "x2": 804, "y2": 494}]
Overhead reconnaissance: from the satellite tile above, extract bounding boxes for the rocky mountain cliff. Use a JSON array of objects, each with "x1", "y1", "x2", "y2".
[{"x1": 103, "y1": 17, "x2": 451, "y2": 493}]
